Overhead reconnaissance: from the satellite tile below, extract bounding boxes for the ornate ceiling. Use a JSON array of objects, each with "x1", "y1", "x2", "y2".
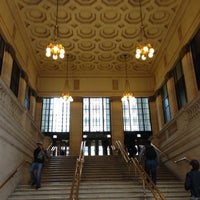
[{"x1": 11, "y1": 0, "x2": 183, "y2": 77}]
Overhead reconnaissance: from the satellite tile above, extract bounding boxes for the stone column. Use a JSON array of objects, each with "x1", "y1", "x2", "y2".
[
  {"x1": 167, "y1": 76, "x2": 178, "y2": 118},
  {"x1": 18, "y1": 77, "x2": 26, "y2": 106},
  {"x1": 149, "y1": 99, "x2": 159, "y2": 135},
  {"x1": 35, "y1": 98, "x2": 42, "y2": 129},
  {"x1": 69, "y1": 100, "x2": 82, "y2": 156},
  {"x1": 1, "y1": 51, "x2": 13, "y2": 87},
  {"x1": 182, "y1": 50, "x2": 198, "y2": 102},
  {"x1": 156, "y1": 94, "x2": 165, "y2": 130},
  {"x1": 111, "y1": 99, "x2": 124, "y2": 147},
  {"x1": 30, "y1": 95, "x2": 36, "y2": 119}
]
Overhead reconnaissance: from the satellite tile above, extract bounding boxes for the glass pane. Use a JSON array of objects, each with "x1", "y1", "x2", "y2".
[
  {"x1": 83, "y1": 97, "x2": 111, "y2": 132},
  {"x1": 122, "y1": 97, "x2": 151, "y2": 131},
  {"x1": 41, "y1": 97, "x2": 70, "y2": 132}
]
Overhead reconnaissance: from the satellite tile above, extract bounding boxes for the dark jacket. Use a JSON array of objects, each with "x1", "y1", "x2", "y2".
[
  {"x1": 33, "y1": 147, "x2": 48, "y2": 163},
  {"x1": 185, "y1": 169, "x2": 200, "y2": 197},
  {"x1": 145, "y1": 145, "x2": 157, "y2": 160}
]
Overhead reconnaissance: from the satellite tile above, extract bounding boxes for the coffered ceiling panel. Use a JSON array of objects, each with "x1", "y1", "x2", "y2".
[{"x1": 11, "y1": 0, "x2": 183, "y2": 77}]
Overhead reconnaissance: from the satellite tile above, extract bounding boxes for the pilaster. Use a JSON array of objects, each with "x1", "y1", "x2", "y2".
[
  {"x1": 69, "y1": 101, "x2": 82, "y2": 156},
  {"x1": 30, "y1": 95, "x2": 36, "y2": 119},
  {"x1": 18, "y1": 77, "x2": 26, "y2": 106},
  {"x1": 1, "y1": 51, "x2": 13, "y2": 87},
  {"x1": 182, "y1": 50, "x2": 198, "y2": 101},
  {"x1": 167, "y1": 76, "x2": 178, "y2": 118},
  {"x1": 156, "y1": 94, "x2": 165, "y2": 130},
  {"x1": 111, "y1": 100, "x2": 124, "y2": 147},
  {"x1": 149, "y1": 100, "x2": 159, "y2": 135}
]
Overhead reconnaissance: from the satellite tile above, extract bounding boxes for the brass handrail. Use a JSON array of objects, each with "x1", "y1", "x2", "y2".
[
  {"x1": 70, "y1": 141, "x2": 85, "y2": 200},
  {"x1": 151, "y1": 143, "x2": 169, "y2": 159},
  {"x1": 115, "y1": 140, "x2": 166, "y2": 200},
  {"x1": 174, "y1": 157, "x2": 190, "y2": 163},
  {"x1": 0, "y1": 160, "x2": 31, "y2": 189},
  {"x1": 152, "y1": 143, "x2": 191, "y2": 165}
]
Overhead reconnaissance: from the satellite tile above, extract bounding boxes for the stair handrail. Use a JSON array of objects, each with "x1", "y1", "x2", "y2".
[
  {"x1": 174, "y1": 157, "x2": 190, "y2": 163},
  {"x1": 70, "y1": 141, "x2": 86, "y2": 200},
  {"x1": 151, "y1": 143, "x2": 169, "y2": 160},
  {"x1": 115, "y1": 140, "x2": 166, "y2": 200},
  {"x1": 151, "y1": 143, "x2": 191, "y2": 165},
  {"x1": 115, "y1": 140, "x2": 130, "y2": 163},
  {"x1": 0, "y1": 159, "x2": 31, "y2": 189}
]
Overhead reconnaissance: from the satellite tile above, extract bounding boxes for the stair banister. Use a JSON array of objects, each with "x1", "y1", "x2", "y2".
[
  {"x1": 152, "y1": 143, "x2": 191, "y2": 166},
  {"x1": 0, "y1": 160, "x2": 31, "y2": 189},
  {"x1": 132, "y1": 157, "x2": 166, "y2": 200},
  {"x1": 174, "y1": 157, "x2": 190, "y2": 163},
  {"x1": 116, "y1": 140, "x2": 166, "y2": 200},
  {"x1": 70, "y1": 141, "x2": 85, "y2": 200}
]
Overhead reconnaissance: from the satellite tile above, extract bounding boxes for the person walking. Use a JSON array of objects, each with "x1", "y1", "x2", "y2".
[
  {"x1": 139, "y1": 140, "x2": 158, "y2": 185},
  {"x1": 30, "y1": 141, "x2": 48, "y2": 189},
  {"x1": 185, "y1": 159, "x2": 200, "y2": 199}
]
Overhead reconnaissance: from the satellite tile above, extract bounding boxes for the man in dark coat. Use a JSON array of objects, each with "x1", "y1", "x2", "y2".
[
  {"x1": 185, "y1": 159, "x2": 200, "y2": 199},
  {"x1": 139, "y1": 140, "x2": 158, "y2": 185},
  {"x1": 30, "y1": 141, "x2": 48, "y2": 189}
]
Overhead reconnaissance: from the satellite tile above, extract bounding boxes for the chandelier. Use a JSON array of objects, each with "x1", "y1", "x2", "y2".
[
  {"x1": 121, "y1": 54, "x2": 136, "y2": 102},
  {"x1": 61, "y1": 54, "x2": 73, "y2": 102},
  {"x1": 61, "y1": 92, "x2": 73, "y2": 102},
  {"x1": 135, "y1": 0, "x2": 154, "y2": 61},
  {"x1": 46, "y1": 0, "x2": 65, "y2": 60}
]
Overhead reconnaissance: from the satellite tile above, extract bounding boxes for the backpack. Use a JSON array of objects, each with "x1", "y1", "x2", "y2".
[{"x1": 145, "y1": 145, "x2": 157, "y2": 160}]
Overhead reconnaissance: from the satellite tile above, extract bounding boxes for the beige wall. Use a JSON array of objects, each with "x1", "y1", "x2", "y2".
[
  {"x1": 0, "y1": 0, "x2": 200, "y2": 197},
  {"x1": 0, "y1": 78, "x2": 50, "y2": 200},
  {"x1": 152, "y1": 92, "x2": 200, "y2": 181},
  {"x1": 36, "y1": 76, "x2": 155, "y2": 97}
]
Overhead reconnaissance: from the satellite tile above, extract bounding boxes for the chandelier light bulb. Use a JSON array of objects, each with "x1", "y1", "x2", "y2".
[
  {"x1": 53, "y1": 54, "x2": 58, "y2": 60},
  {"x1": 141, "y1": 54, "x2": 146, "y2": 60},
  {"x1": 143, "y1": 45, "x2": 148, "y2": 52},
  {"x1": 46, "y1": 49, "x2": 51, "y2": 57},
  {"x1": 68, "y1": 96, "x2": 73, "y2": 102},
  {"x1": 53, "y1": 45, "x2": 58, "y2": 53},
  {"x1": 135, "y1": 53, "x2": 140, "y2": 59},
  {"x1": 60, "y1": 48, "x2": 65, "y2": 55},
  {"x1": 150, "y1": 47, "x2": 154, "y2": 54},
  {"x1": 148, "y1": 52, "x2": 153, "y2": 58},
  {"x1": 136, "y1": 48, "x2": 141, "y2": 54},
  {"x1": 60, "y1": 53, "x2": 64, "y2": 59}
]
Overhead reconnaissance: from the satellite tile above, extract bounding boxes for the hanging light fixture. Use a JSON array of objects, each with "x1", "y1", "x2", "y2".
[
  {"x1": 61, "y1": 54, "x2": 73, "y2": 102},
  {"x1": 46, "y1": 0, "x2": 65, "y2": 60},
  {"x1": 121, "y1": 54, "x2": 136, "y2": 102},
  {"x1": 135, "y1": 0, "x2": 154, "y2": 61}
]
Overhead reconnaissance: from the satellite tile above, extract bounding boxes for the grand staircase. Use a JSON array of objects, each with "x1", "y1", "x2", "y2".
[
  {"x1": 7, "y1": 155, "x2": 190, "y2": 200},
  {"x1": 7, "y1": 156, "x2": 77, "y2": 200},
  {"x1": 79, "y1": 155, "x2": 146, "y2": 199}
]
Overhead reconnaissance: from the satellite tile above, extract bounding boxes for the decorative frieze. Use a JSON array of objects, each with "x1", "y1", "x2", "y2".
[
  {"x1": 0, "y1": 79, "x2": 24, "y2": 125},
  {"x1": 186, "y1": 98, "x2": 200, "y2": 121}
]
